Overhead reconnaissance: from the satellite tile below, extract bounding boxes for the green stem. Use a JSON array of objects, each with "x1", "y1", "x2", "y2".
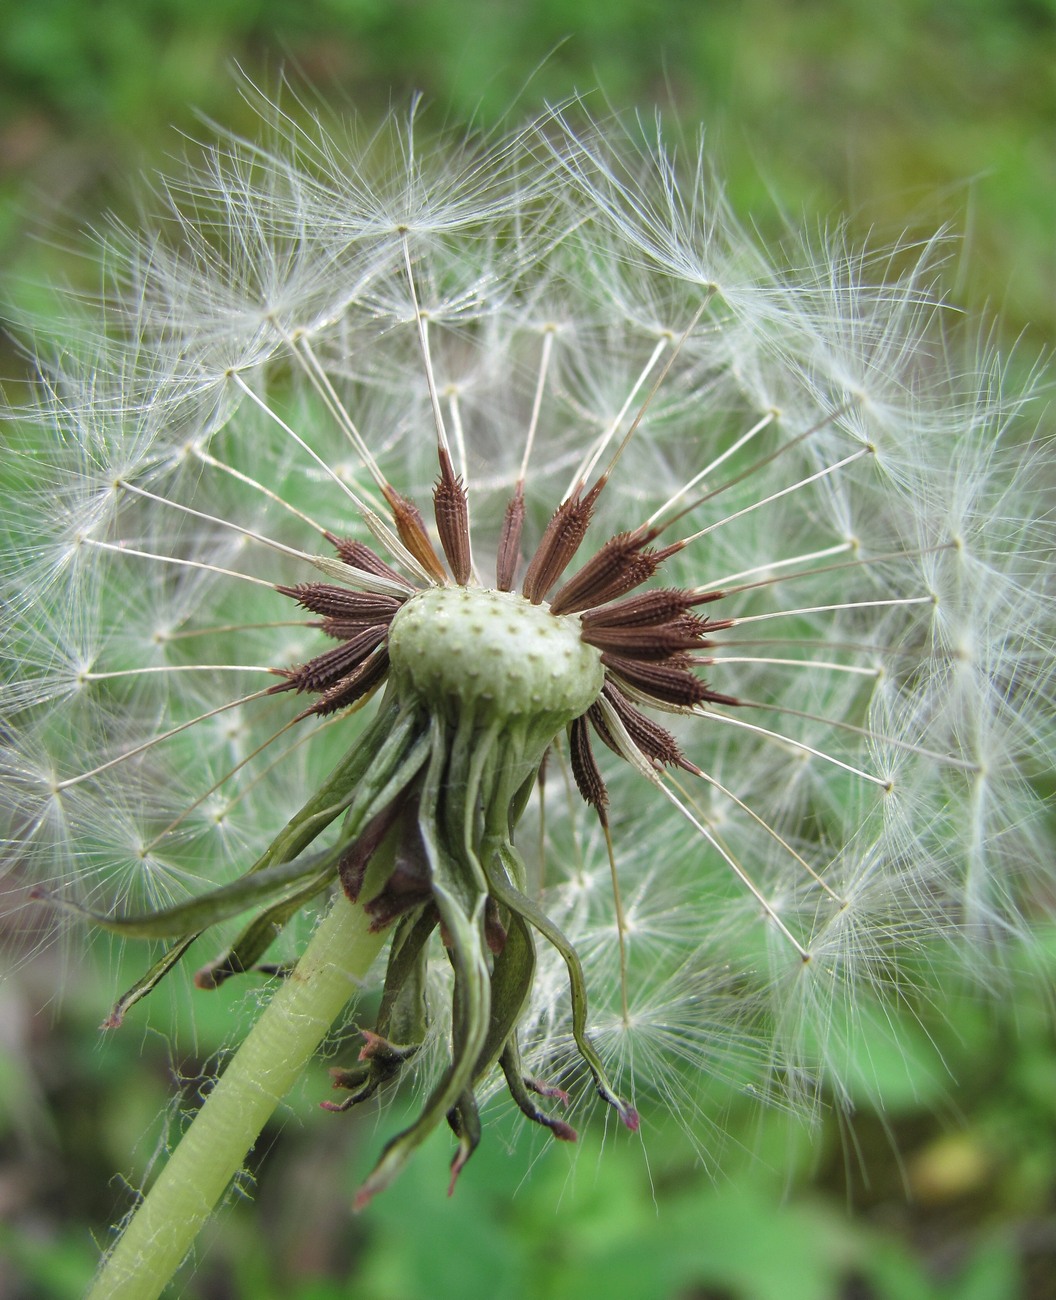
[{"x1": 88, "y1": 896, "x2": 387, "y2": 1300}]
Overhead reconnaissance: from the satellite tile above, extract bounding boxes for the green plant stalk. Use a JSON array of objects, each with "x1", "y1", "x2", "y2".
[{"x1": 88, "y1": 896, "x2": 387, "y2": 1300}]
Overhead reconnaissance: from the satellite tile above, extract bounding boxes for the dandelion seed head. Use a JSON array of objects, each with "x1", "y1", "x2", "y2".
[{"x1": 2, "y1": 90, "x2": 1052, "y2": 1200}]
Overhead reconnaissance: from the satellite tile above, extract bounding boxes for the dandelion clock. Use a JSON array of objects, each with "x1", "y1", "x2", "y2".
[{"x1": 1, "y1": 92, "x2": 1052, "y2": 1300}]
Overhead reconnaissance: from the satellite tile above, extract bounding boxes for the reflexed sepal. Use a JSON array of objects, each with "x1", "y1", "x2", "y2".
[
  {"x1": 102, "y1": 934, "x2": 200, "y2": 1029},
  {"x1": 32, "y1": 848, "x2": 343, "y2": 939},
  {"x1": 321, "y1": 907, "x2": 436, "y2": 1109},
  {"x1": 351, "y1": 717, "x2": 493, "y2": 1210},
  {"x1": 491, "y1": 842, "x2": 639, "y2": 1132},
  {"x1": 500, "y1": 1038, "x2": 577, "y2": 1142}
]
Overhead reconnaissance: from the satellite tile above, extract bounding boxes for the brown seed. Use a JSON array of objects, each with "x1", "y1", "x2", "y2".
[
  {"x1": 569, "y1": 713, "x2": 608, "y2": 809},
  {"x1": 382, "y1": 485, "x2": 449, "y2": 584},
  {"x1": 601, "y1": 653, "x2": 734, "y2": 708},
  {"x1": 580, "y1": 588, "x2": 711, "y2": 629},
  {"x1": 433, "y1": 447, "x2": 472, "y2": 584},
  {"x1": 277, "y1": 582, "x2": 404, "y2": 622},
  {"x1": 270, "y1": 625, "x2": 388, "y2": 695},
  {"x1": 580, "y1": 622, "x2": 706, "y2": 659},
  {"x1": 600, "y1": 682, "x2": 686, "y2": 766},
  {"x1": 549, "y1": 530, "x2": 653, "y2": 615},
  {"x1": 302, "y1": 646, "x2": 391, "y2": 717},
  {"x1": 323, "y1": 534, "x2": 406, "y2": 584},
  {"x1": 521, "y1": 481, "x2": 603, "y2": 604},
  {"x1": 496, "y1": 488, "x2": 526, "y2": 592}
]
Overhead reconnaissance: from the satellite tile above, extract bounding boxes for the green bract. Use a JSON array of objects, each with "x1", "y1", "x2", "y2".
[{"x1": 53, "y1": 583, "x2": 636, "y2": 1204}]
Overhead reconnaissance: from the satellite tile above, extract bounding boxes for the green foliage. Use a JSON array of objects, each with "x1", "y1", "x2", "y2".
[
  {"x1": 5, "y1": 933, "x2": 1055, "y2": 1296},
  {"x1": 2, "y1": 0, "x2": 1053, "y2": 346}
]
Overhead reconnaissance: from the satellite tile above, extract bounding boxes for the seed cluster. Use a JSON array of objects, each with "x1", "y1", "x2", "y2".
[{"x1": 270, "y1": 447, "x2": 741, "y2": 811}]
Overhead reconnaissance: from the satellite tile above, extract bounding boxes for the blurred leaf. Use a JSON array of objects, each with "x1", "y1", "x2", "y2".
[
  {"x1": 0, "y1": 1223, "x2": 98, "y2": 1300},
  {"x1": 947, "y1": 1239, "x2": 1020, "y2": 1300}
]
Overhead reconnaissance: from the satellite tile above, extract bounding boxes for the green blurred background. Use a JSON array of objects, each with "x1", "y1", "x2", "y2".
[{"x1": 1, "y1": 2, "x2": 1054, "y2": 1297}]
